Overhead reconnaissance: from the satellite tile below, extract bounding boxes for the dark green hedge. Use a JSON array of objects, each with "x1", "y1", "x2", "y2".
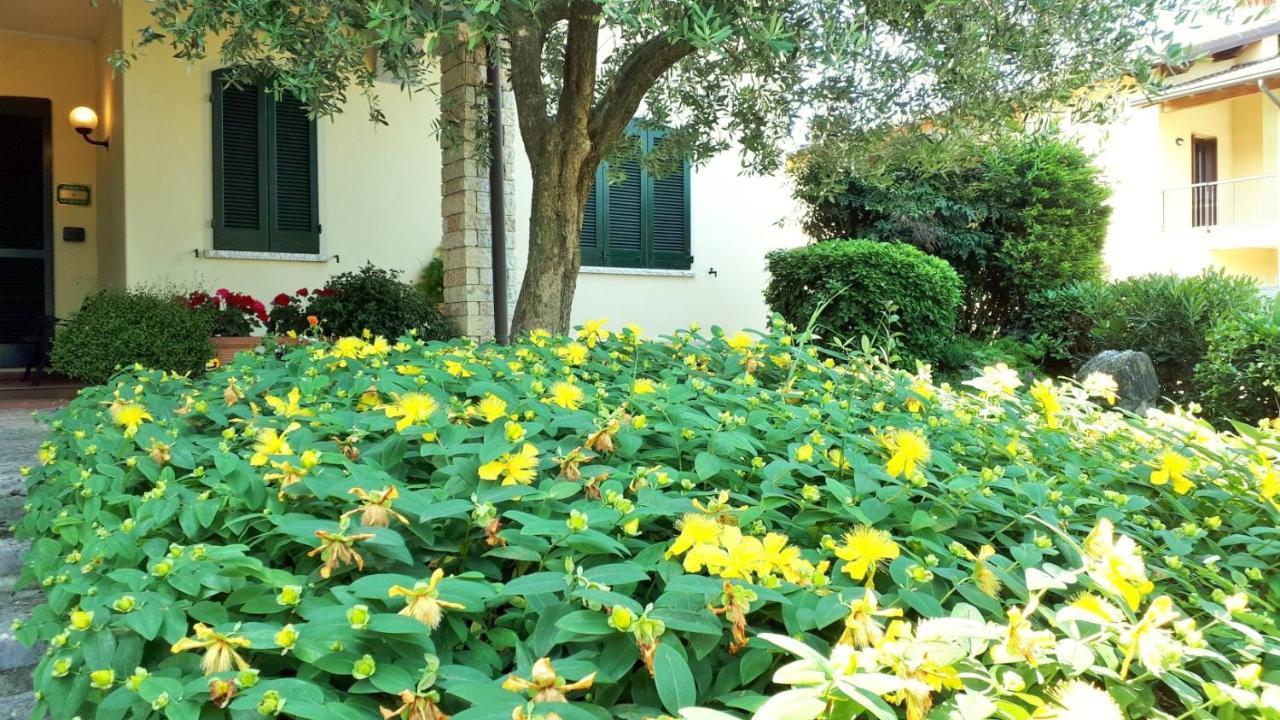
[
  {"x1": 764, "y1": 239, "x2": 962, "y2": 362},
  {"x1": 1194, "y1": 301, "x2": 1280, "y2": 425},
  {"x1": 50, "y1": 289, "x2": 214, "y2": 384}
]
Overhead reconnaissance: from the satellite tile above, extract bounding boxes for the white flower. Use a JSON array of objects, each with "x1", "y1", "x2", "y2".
[
  {"x1": 1081, "y1": 372, "x2": 1119, "y2": 405},
  {"x1": 1033, "y1": 681, "x2": 1123, "y2": 720},
  {"x1": 963, "y1": 364, "x2": 1023, "y2": 397}
]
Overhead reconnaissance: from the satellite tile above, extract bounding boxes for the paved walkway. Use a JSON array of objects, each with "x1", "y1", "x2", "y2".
[{"x1": 0, "y1": 407, "x2": 51, "y2": 719}]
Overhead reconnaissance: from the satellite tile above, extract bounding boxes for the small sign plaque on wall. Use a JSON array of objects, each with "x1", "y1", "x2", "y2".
[{"x1": 56, "y1": 184, "x2": 92, "y2": 206}]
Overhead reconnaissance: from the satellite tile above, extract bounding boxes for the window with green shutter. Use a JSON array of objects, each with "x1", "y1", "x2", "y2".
[
  {"x1": 579, "y1": 126, "x2": 692, "y2": 270},
  {"x1": 212, "y1": 70, "x2": 319, "y2": 253}
]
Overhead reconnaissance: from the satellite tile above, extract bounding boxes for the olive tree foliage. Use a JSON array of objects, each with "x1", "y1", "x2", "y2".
[{"x1": 115, "y1": 0, "x2": 1218, "y2": 335}]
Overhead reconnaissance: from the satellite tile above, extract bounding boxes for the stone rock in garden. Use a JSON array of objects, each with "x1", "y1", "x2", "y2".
[{"x1": 1076, "y1": 350, "x2": 1160, "y2": 414}]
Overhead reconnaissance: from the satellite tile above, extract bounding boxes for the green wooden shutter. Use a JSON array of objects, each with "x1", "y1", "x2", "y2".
[
  {"x1": 646, "y1": 130, "x2": 692, "y2": 269},
  {"x1": 212, "y1": 70, "x2": 269, "y2": 250},
  {"x1": 579, "y1": 167, "x2": 604, "y2": 266},
  {"x1": 605, "y1": 154, "x2": 645, "y2": 267},
  {"x1": 268, "y1": 91, "x2": 319, "y2": 253}
]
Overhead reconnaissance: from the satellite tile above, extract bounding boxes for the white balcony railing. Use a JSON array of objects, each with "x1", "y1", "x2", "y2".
[{"x1": 1162, "y1": 174, "x2": 1279, "y2": 231}]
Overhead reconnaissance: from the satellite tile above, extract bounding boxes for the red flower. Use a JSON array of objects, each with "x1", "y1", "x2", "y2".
[
  {"x1": 272, "y1": 293, "x2": 292, "y2": 307},
  {"x1": 297, "y1": 288, "x2": 309, "y2": 297},
  {"x1": 316, "y1": 288, "x2": 337, "y2": 298}
]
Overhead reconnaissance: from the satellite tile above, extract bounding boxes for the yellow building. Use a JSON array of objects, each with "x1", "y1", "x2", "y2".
[
  {"x1": 1094, "y1": 15, "x2": 1280, "y2": 291},
  {"x1": 0, "y1": 0, "x2": 806, "y2": 367}
]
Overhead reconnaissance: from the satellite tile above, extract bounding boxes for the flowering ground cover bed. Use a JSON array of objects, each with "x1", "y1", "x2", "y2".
[{"x1": 13, "y1": 319, "x2": 1280, "y2": 720}]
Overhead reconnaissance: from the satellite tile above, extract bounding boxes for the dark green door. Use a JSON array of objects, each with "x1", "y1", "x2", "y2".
[{"x1": 0, "y1": 98, "x2": 53, "y2": 368}]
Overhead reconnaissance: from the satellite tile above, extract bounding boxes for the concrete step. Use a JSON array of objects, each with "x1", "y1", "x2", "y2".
[{"x1": 0, "y1": 539, "x2": 28, "y2": 594}]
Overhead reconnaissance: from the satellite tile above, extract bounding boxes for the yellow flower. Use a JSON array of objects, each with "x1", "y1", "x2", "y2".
[
  {"x1": 478, "y1": 443, "x2": 540, "y2": 486},
  {"x1": 250, "y1": 423, "x2": 299, "y2": 467},
  {"x1": 794, "y1": 444, "x2": 814, "y2": 463},
  {"x1": 838, "y1": 590, "x2": 901, "y2": 648},
  {"x1": 557, "y1": 342, "x2": 589, "y2": 366},
  {"x1": 476, "y1": 394, "x2": 508, "y2": 423},
  {"x1": 718, "y1": 526, "x2": 766, "y2": 580},
  {"x1": 395, "y1": 364, "x2": 422, "y2": 376},
  {"x1": 665, "y1": 514, "x2": 727, "y2": 573},
  {"x1": 883, "y1": 429, "x2": 930, "y2": 479},
  {"x1": 548, "y1": 381, "x2": 584, "y2": 410},
  {"x1": 725, "y1": 332, "x2": 753, "y2": 352},
  {"x1": 111, "y1": 401, "x2": 152, "y2": 438},
  {"x1": 835, "y1": 526, "x2": 899, "y2": 584},
  {"x1": 632, "y1": 378, "x2": 657, "y2": 395},
  {"x1": 504, "y1": 421, "x2": 526, "y2": 442},
  {"x1": 1029, "y1": 380, "x2": 1062, "y2": 429},
  {"x1": 384, "y1": 392, "x2": 438, "y2": 432},
  {"x1": 170, "y1": 623, "x2": 252, "y2": 675},
  {"x1": 578, "y1": 318, "x2": 610, "y2": 347},
  {"x1": 760, "y1": 532, "x2": 805, "y2": 583},
  {"x1": 1084, "y1": 518, "x2": 1153, "y2": 611},
  {"x1": 330, "y1": 336, "x2": 367, "y2": 359},
  {"x1": 1060, "y1": 592, "x2": 1123, "y2": 625},
  {"x1": 1149, "y1": 449, "x2": 1194, "y2": 495},
  {"x1": 444, "y1": 359, "x2": 472, "y2": 378},
  {"x1": 388, "y1": 569, "x2": 465, "y2": 629},
  {"x1": 264, "y1": 387, "x2": 313, "y2": 418},
  {"x1": 963, "y1": 363, "x2": 1022, "y2": 396}
]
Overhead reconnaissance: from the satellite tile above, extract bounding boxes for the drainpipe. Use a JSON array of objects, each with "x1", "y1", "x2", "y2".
[{"x1": 486, "y1": 41, "x2": 510, "y2": 345}]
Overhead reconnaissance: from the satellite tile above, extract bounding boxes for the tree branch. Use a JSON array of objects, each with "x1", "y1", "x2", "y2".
[
  {"x1": 588, "y1": 33, "x2": 695, "y2": 165},
  {"x1": 507, "y1": 8, "x2": 552, "y2": 162},
  {"x1": 556, "y1": 0, "x2": 600, "y2": 145}
]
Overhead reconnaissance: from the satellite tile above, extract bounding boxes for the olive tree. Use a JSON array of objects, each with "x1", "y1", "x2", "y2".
[{"x1": 120, "y1": 0, "x2": 1214, "y2": 334}]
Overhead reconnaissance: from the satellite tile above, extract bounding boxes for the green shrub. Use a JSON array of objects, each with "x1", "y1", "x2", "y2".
[
  {"x1": 16, "y1": 321, "x2": 1279, "y2": 720},
  {"x1": 49, "y1": 289, "x2": 214, "y2": 384},
  {"x1": 1022, "y1": 271, "x2": 1262, "y2": 401},
  {"x1": 307, "y1": 263, "x2": 456, "y2": 341},
  {"x1": 937, "y1": 334, "x2": 1045, "y2": 380},
  {"x1": 792, "y1": 129, "x2": 1110, "y2": 333},
  {"x1": 1194, "y1": 299, "x2": 1280, "y2": 424},
  {"x1": 415, "y1": 256, "x2": 445, "y2": 306},
  {"x1": 764, "y1": 239, "x2": 962, "y2": 363}
]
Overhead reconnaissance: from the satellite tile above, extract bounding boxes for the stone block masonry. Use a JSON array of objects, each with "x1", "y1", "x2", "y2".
[
  {"x1": 439, "y1": 41, "x2": 519, "y2": 341},
  {"x1": 0, "y1": 409, "x2": 45, "y2": 718}
]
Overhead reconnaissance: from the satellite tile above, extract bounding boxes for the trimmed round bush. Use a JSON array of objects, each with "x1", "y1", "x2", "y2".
[
  {"x1": 307, "y1": 263, "x2": 456, "y2": 341},
  {"x1": 1194, "y1": 301, "x2": 1280, "y2": 425},
  {"x1": 15, "y1": 321, "x2": 1279, "y2": 720},
  {"x1": 765, "y1": 239, "x2": 962, "y2": 363},
  {"x1": 50, "y1": 289, "x2": 214, "y2": 384}
]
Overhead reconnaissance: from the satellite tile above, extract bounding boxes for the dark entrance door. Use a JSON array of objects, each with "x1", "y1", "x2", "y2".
[
  {"x1": 0, "y1": 97, "x2": 53, "y2": 368},
  {"x1": 1191, "y1": 136, "x2": 1218, "y2": 228}
]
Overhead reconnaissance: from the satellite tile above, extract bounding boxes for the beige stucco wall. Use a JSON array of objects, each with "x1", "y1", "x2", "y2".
[
  {"x1": 1081, "y1": 88, "x2": 1280, "y2": 286},
  {"x1": 506, "y1": 123, "x2": 807, "y2": 336},
  {"x1": 95, "y1": 5, "x2": 126, "y2": 290},
  {"x1": 0, "y1": 30, "x2": 103, "y2": 317},
  {"x1": 115, "y1": 1, "x2": 442, "y2": 303}
]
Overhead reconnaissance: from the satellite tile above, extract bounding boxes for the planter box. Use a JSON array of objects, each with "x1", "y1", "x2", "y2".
[{"x1": 212, "y1": 336, "x2": 260, "y2": 365}]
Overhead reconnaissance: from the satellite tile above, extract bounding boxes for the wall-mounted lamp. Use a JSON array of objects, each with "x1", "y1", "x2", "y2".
[
  {"x1": 69, "y1": 106, "x2": 109, "y2": 149},
  {"x1": 1175, "y1": 137, "x2": 1185, "y2": 147}
]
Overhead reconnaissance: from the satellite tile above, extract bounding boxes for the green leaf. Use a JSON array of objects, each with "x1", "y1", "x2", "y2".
[
  {"x1": 555, "y1": 610, "x2": 616, "y2": 636},
  {"x1": 694, "y1": 452, "x2": 722, "y2": 480},
  {"x1": 653, "y1": 643, "x2": 697, "y2": 714}
]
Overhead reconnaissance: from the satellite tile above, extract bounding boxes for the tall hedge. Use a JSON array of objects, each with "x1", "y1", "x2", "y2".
[
  {"x1": 764, "y1": 239, "x2": 962, "y2": 362},
  {"x1": 792, "y1": 129, "x2": 1111, "y2": 333}
]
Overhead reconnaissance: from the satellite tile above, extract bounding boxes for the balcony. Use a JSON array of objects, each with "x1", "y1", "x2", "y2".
[{"x1": 1161, "y1": 174, "x2": 1279, "y2": 233}]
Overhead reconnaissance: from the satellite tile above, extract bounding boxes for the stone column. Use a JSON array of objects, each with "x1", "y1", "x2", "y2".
[{"x1": 439, "y1": 41, "x2": 518, "y2": 340}]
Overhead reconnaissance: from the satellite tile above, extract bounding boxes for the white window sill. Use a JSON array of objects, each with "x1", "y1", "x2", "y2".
[
  {"x1": 200, "y1": 249, "x2": 330, "y2": 263},
  {"x1": 580, "y1": 265, "x2": 695, "y2": 278}
]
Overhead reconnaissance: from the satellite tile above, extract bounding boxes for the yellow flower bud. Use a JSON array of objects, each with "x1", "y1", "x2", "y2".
[
  {"x1": 113, "y1": 596, "x2": 136, "y2": 613},
  {"x1": 352, "y1": 654, "x2": 377, "y2": 680},
  {"x1": 347, "y1": 604, "x2": 371, "y2": 629},
  {"x1": 274, "y1": 624, "x2": 298, "y2": 651},
  {"x1": 69, "y1": 610, "x2": 93, "y2": 631},
  {"x1": 89, "y1": 669, "x2": 115, "y2": 689}
]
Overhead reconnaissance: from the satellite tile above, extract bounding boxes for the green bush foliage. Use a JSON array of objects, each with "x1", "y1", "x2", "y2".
[
  {"x1": 49, "y1": 289, "x2": 214, "y2": 384},
  {"x1": 764, "y1": 239, "x2": 962, "y2": 363},
  {"x1": 1022, "y1": 271, "x2": 1261, "y2": 402},
  {"x1": 305, "y1": 263, "x2": 456, "y2": 341},
  {"x1": 792, "y1": 129, "x2": 1110, "y2": 333},
  {"x1": 16, "y1": 321, "x2": 1280, "y2": 720},
  {"x1": 937, "y1": 335, "x2": 1046, "y2": 381},
  {"x1": 1194, "y1": 299, "x2": 1280, "y2": 425}
]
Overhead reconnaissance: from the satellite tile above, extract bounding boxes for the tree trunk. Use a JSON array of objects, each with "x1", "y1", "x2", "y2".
[{"x1": 510, "y1": 151, "x2": 593, "y2": 336}]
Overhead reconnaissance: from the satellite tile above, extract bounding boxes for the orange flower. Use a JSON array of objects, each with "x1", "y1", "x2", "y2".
[{"x1": 307, "y1": 315, "x2": 319, "y2": 327}]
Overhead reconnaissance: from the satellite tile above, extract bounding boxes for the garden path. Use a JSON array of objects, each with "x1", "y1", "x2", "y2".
[{"x1": 0, "y1": 408, "x2": 50, "y2": 718}]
